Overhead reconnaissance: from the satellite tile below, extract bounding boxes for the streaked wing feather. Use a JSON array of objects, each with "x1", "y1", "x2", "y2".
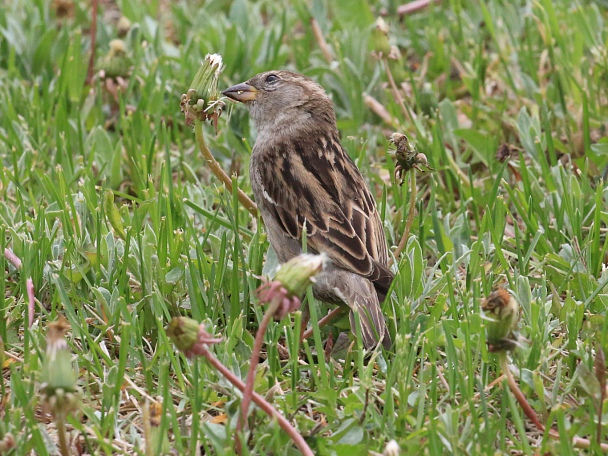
[{"x1": 259, "y1": 133, "x2": 394, "y2": 291}]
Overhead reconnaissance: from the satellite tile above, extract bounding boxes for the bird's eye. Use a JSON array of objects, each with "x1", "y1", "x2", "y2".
[{"x1": 265, "y1": 74, "x2": 279, "y2": 83}]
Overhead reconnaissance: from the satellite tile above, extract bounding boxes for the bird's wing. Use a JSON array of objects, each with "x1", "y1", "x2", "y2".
[{"x1": 257, "y1": 133, "x2": 393, "y2": 293}]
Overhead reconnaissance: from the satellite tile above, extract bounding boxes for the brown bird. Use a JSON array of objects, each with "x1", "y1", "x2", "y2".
[{"x1": 223, "y1": 71, "x2": 393, "y2": 349}]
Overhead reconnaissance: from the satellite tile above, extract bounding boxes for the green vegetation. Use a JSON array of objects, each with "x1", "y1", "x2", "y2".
[{"x1": 1, "y1": 0, "x2": 607, "y2": 454}]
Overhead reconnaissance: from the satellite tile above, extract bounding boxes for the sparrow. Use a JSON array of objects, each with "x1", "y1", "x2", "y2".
[{"x1": 223, "y1": 71, "x2": 393, "y2": 349}]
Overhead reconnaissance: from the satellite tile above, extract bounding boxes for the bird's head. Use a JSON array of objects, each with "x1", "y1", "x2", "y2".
[{"x1": 222, "y1": 71, "x2": 336, "y2": 136}]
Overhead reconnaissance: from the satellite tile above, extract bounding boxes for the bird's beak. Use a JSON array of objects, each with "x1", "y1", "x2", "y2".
[{"x1": 222, "y1": 82, "x2": 258, "y2": 103}]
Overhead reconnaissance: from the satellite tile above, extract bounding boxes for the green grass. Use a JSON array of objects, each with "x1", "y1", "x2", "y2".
[{"x1": 1, "y1": 0, "x2": 608, "y2": 454}]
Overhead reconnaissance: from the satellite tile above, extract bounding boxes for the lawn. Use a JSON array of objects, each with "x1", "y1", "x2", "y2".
[{"x1": 1, "y1": 0, "x2": 608, "y2": 454}]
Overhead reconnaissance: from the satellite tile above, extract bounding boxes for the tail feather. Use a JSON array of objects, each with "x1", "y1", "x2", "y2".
[
  {"x1": 313, "y1": 268, "x2": 391, "y2": 350},
  {"x1": 347, "y1": 281, "x2": 389, "y2": 350}
]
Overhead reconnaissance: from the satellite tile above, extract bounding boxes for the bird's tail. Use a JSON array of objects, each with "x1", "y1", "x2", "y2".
[{"x1": 347, "y1": 280, "x2": 391, "y2": 350}]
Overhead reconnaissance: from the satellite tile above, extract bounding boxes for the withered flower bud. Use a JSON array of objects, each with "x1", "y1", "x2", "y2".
[
  {"x1": 117, "y1": 16, "x2": 131, "y2": 37},
  {"x1": 0, "y1": 433, "x2": 16, "y2": 452},
  {"x1": 389, "y1": 132, "x2": 431, "y2": 183}
]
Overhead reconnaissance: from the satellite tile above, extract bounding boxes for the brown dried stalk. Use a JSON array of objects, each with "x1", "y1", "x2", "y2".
[
  {"x1": 194, "y1": 119, "x2": 258, "y2": 217},
  {"x1": 86, "y1": 0, "x2": 98, "y2": 85},
  {"x1": 310, "y1": 17, "x2": 333, "y2": 64},
  {"x1": 363, "y1": 94, "x2": 400, "y2": 128}
]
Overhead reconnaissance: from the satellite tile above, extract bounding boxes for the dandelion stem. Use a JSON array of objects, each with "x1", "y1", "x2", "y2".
[
  {"x1": 199, "y1": 344, "x2": 314, "y2": 456},
  {"x1": 56, "y1": 415, "x2": 71, "y2": 456},
  {"x1": 194, "y1": 119, "x2": 258, "y2": 217},
  {"x1": 390, "y1": 170, "x2": 416, "y2": 267},
  {"x1": 498, "y1": 352, "x2": 608, "y2": 452},
  {"x1": 236, "y1": 296, "x2": 282, "y2": 453}
]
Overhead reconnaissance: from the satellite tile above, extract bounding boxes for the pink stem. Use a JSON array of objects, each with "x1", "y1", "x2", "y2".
[
  {"x1": 301, "y1": 307, "x2": 345, "y2": 341},
  {"x1": 499, "y1": 354, "x2": 608, "y2": 452},
  {"x1": 4, "y1": 248, "x2": 36, "y2": 328},
  {"x1": 397, "y1": 0, "x2": 440, "y2": 16},
  {"x1": 26, "y1": 278, "x2": 35, "y2": 328},
  {"x1": 235, "y1": 297, "x2": 282, "y2": 453},
  {"x1": 200, "y1": 345, "x2": 314, "y2": 456},
  {"x1": 4, "y1": 248, "x2": 22, "y2": 269}
]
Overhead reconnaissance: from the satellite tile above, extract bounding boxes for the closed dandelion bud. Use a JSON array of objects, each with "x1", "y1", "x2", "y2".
[
  {"x1": 117, "y1": 16, "x2": 131, "y2": 37},
  {"x1": 166, "y1": 317, "x2": 201, "y2": 353},
  {"x1": 42, "y1": 317, "x2": 77, "y2": 394},
  {"x1": 97, "y1": 39, "x2": 132, "y2": 79},
  {"x1": 419, "y1": 82, "x2": 438, "y2": 116},
  {"x1": 274, "y1": 253, "x2": 325, "y2": 299},
  {"x1": 371, "y1": 17, "x2": 391, "y2": 57},
  {"x1": 256, "y1": 254, "x2": 325, "y2": 319},
  {"x1": 41, "y1": 317, "x2": 80, "y2": 415},
  {"x1": 482, "y1": 288, "x2": 519, "y2": 352},
  {"x1": 167, "y1": 317, "x2": 222, "y2": 358}
]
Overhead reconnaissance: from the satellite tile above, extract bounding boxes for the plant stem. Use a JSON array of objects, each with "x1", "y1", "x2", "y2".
[
  {"x1": 56, "y1": 415, "x2": 71, "y2": 456},
  {"x1": 301, "y1": 307, "x2": 345, "y2": 341},
  {"x1": 86, "y1": 0, "x2": 98, "y2": 85},
  {"x1": 4, "y1": 248, "x2": 37, "y2": 328},
  {"x1": 199, "y1": 345, "x2": 314, "y2": 456},
  {"x1": 382, "y1": 58, "x2": 414, "y2": 124},
  {"x1": 310, "y1": 18, "x2": 333, "y2": 64},
  {"x1": 26, "y1": 278, "x2": 35, "y2": 328},
  {"x1": 4, "y1": 248, "x2": 22, "y2": 269},
  {"x1": 193, "y1": 119, "x2": 258, "y2": 217},
  {"x1": 397, "y1": 0, "x2": 438, "y2": 17},
  {"x1": 235, "y1": 296, "x2": 281, "y2": 453},
  {"x1": 363, "y1": 94, "x2": 399, "y2": 128},
  {"x1": 498, "y1": 352, "x2": 608, "y2": 452},
  {"x1": 390, "y1": 170, "x2": 417, "y2": 267}
]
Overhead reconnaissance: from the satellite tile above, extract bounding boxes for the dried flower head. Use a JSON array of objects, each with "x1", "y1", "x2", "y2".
[
  {"x1": 0, "y1": 433, "x2": 16, "y2": 453},
  {"x1": 180, "y1": 53, "x2": 225, "y2": 129},
  {"x1": 389, "y1": 132, "x2": 431, "y2": 183},
  {"x1": 482, "y1": 288, "x2": 520, "y2": 352}
]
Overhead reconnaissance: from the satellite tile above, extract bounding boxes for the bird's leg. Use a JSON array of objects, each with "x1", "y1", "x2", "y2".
[{"x1": 300, "y1": 307, "x2": 346, "y2": 342}]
